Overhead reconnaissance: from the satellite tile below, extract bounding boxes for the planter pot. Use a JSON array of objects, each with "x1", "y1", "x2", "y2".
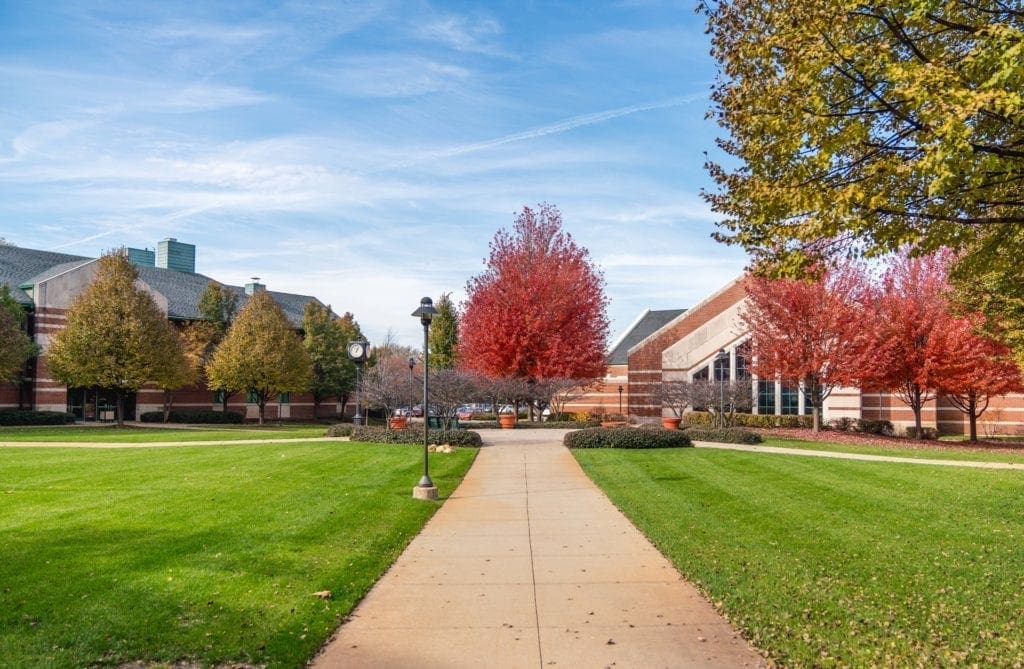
[
  {"x1": 498, "y1": 414, "x2": 516, "y2": 429},
  {"x1": 661, "y1": 417, "x2": 682, "y2": 430},
  {"x1": 389, "y1": 416, "x2": 408, "y2": 429}
]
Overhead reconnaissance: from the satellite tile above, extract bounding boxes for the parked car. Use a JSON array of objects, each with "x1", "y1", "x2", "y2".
[
  {"x1": 456, "y1": 406, "x2": 475, "y2": 420},
  {"x1": 411, "y1": 405, "x2": 424, "y2": 417}
]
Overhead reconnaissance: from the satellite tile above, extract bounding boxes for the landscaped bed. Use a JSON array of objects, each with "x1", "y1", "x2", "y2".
[
  {"x1": 574, "y1": 446, "x2": 1024, "y2": 667},
  {"x1": 0, "y1": 424, "x2": 328, "y2": 443},
  {"x1": 756, "y1": 428, "x2": 1024, "y2": 464},
  {"x1": 0, "y1": 440, "x2": 477, "y2": 667}
]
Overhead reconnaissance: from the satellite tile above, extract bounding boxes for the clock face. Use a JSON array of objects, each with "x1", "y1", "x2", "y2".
[{"x1": 347, "y1": 342, "x2": 366, "y2": 360}]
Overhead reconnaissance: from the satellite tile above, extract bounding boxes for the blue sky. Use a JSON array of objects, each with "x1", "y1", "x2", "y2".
[{"x1": 0, "y1": 1, "x2": 747, "y2": 347}]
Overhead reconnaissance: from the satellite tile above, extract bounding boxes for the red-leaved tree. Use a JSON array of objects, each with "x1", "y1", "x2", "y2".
[
  {"x1": 741, "y1": 262, "x2": 870, "y2": 431},
  {"x1": 862, "y1": 251, "x2": 963, "y2": 437},
  {"x1": 459, "y1": 204, "x2": 609, "y2": 395},
  {"x1": 933, "y1": 314, "x2": 1024, "y2": 442}
]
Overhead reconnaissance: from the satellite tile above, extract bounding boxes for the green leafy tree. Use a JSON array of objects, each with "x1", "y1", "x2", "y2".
[
  {"x1": 0, "y1": 285, "x2": 36, "y2": 383},
  {"x1": 428, "y1": 293, "x2": 459, "y2": 369},
  {"x1": 198, "y1": 281, "x2": 240, "y2": 409},
  {"x1": 47, "y1": 251, "x2": 188, "y2": 426},
  {"x1": 335, "y1": 312, "x2": 365, "y2": 416},
  {"x1": 152, "y1": 328, "x2": 197, "y2": 422},
  {"x1": 303, "y1": 302, "x2": 353, "y2": 419},
  {"x1": 702, "y1": 2, "x2": 1024, "y2": 285},
  {"x1": 206, "y1": 289, "x2": 312, "y2": 425}
]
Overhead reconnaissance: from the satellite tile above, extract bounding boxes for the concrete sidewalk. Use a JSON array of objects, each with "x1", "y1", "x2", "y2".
[{"x1": 312, "y1": 430, "x2": 764, "y2": 668}]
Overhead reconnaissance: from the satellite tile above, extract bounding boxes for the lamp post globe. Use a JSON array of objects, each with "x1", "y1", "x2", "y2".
[{"x1": 411, "y1": 297, "x2": 439, "y2": 500}]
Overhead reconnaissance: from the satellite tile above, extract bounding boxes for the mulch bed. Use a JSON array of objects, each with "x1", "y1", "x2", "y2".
[{"x1": 753, "y1": 427, "x2": 1024, "y2": 455}]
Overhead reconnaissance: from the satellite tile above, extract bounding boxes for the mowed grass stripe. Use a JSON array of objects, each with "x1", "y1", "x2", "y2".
[
  {"x1": 574, "y1": 447, "x2": 1024, "y2": 668},
  {"x1": 0, "y1": 441, "x2": 477, "y2": 668},
  {"x1": 0, "y1": 424, "x2": 328, "y2": 442}
]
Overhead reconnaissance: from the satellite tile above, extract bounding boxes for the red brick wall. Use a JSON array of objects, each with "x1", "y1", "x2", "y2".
[{"x1": 626, "y1": 280, "x2": 747, "y2": 417}]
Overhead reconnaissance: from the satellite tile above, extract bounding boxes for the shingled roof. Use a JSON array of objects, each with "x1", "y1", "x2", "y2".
[
  {"x1": 607, "y1": 308, "x2": 687, "y2": 364},
  {"x1": 0, "y1": 244, "x2": 326, "y2": 326},
  {"x1": 0, "y1": 245, "x2": 90, "y2": 304}
]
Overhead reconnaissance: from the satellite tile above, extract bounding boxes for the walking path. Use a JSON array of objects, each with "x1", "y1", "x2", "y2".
[
  {"x1": 311, "y1": 430, "x2": 765, "y2": 669},
  {"x1": 694, "y1": 441, "x2": 1024, "y2": 470}
]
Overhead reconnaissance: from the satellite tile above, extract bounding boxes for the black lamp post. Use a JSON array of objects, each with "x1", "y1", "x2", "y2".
[
  {"x1": 347, "y1": 340, "x2": 370, "y2": 425},
  {"x1": 411, "y1": 297, "x2": 439, "y2": 500},
  {"x1": 618, "y1": 385, "x2": 623, "y2": 415},
  {"x1": 715, "y1": 348, "x2": 729, "y2": 428}
]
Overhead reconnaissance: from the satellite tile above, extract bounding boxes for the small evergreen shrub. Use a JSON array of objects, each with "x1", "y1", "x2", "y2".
[
  {"x1": 325, "y1": 424, "x2": 354, "y2": 437},
  {"x1": 856, "y1": 419, "x2": 895, "y2": 436},
  {"x1": 351, "y1": 426, "x2": 483, "y2": 447},
  {"x1": 683, "y1": 411, "x2": 813, "y2": 429},
  {"x1": 683, "y1": 427, "x2": 763, "y2": 444},
  {"x1": 563, "y1": 427, "x2": 692, "y2": 449},
  {"x1": 139, "y1": 410, "x2": 245, "y2": 424},
  {"x1": 0, "y1": 410, "x2": 76, "y2": 426},
  {"x1": 904, "y1": 426, "x2": 938, "y2": 440},
  {"x1": 827, "y1": 417, "x2": 857, "y2": 431}
]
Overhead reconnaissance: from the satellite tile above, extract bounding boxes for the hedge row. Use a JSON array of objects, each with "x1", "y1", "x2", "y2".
[
  {"x1": 461, "y1": 419, "x2": 602, "y2": 430},
  {"x1": 684, "y1": 411, "x2": 814, "y2": 429},
  {"x1": 564, "y1": 427, "x2": 692, "y2": 449},
  {"x1": 348, "y1": 426, "x2": 483, "y2": 447},
  {"x1": 139, "y1": 410, "x2": 245, "y2": 424},
  {"x1": 683, "y1": 427, "x2": 763, "y2": 444},
  {"x1": 0, "y1": 410, "x2": 76, "y2": 426},
  {"x1": 325, "y1": 424, "x2": 354, "y2": 437}
]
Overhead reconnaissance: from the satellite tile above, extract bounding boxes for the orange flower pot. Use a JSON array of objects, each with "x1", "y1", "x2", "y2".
[
  {"x1": 662, "y1": 417, "x2": 682, "y2": 430},
  {"x1": 499, "y1": 414, "x2": 516, "y2": 429},
  {"x1": 389, "y1": 416, "x2": 408, "y2": 429}
]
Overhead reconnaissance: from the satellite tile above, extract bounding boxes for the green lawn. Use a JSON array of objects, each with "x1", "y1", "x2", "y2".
[
  {"x1": 574, "y1": 447, "x2": 1024, "y2": 667},
  {"x1": 760, "y1": 435, "x2": 1024, "y2": 464},
  {"x1": 0, "y1": 424, "x2": 328, "y2": 442},
  {"x1": 0, "y1": 441, "x2": 477, "y2": 667}
]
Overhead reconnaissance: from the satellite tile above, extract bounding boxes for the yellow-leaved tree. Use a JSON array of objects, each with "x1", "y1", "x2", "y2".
[
  {"x1": 47, "y1": 251, "x2": 188, "y2": 426},
  {"x1": 206, "y1": 289, "x2": 312, "y2": 425}
]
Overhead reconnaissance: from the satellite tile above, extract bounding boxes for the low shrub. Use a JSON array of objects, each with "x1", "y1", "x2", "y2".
[
  {"x1": 683, "y1": 427, "x2": 763, "y2": 444},
  {"x1": 325, "y1": 424, "x2": 354, "y2": 437},
  {"x1": 351, "y1": 426, "x2": 483, "y2": 447},
  {"x1": 827, "y1": 417, "x2": 857, "y2": 432},
  {"x1": 461, "y1": 419, "x2": 601, "y2": 430},
  {"x1": 684, "y1": 411, "x2": 813, "y2": 429},
  {"x1": 139, "y1": 410, "x2": 245, "y2": 424},
  {"x1": 564, "y1": 427, "x2": 692, "y2": 449},
  {"x1": 856, "y1": 418, "x2": 895, "y2": 436},
  {"x1": 904, "y1": 426, "x2": 938, "y2": 440},
  {"x1": 0, "y1": 410, "x2": 76, "y2": 426}
]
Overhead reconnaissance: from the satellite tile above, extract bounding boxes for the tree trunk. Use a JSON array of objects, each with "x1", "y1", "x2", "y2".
[
  {"x1": 257, "y1": 400, "x2": 266, "y2": 425},
  {"x1": 912, "y1": 385, "x2": 923, "y2": 437},
  {"x1": 312, "y1": 395, "x2": 322, "y2": 420},
  {"x1": 115, "y1": 389, "x2": 124, "y2": 427},
  {"x1": 968, "y1": 395, "x2": 978, "y2": 442},
  {"x1": 163, "y1": 389, "x2": 173, "y2": 422}
]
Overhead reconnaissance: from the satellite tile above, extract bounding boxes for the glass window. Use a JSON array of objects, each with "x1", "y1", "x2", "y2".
[
  {"x1": 213, "y1": 390, "x2": 225, "y2": 404},
  {"x1": 714, "y1": 354, "x2": 729, "y2": 382},
  {"x1": 278, "y1": 392, "x2": 290, "y2": 404},
  {"x1": 735, "y1": 341, "x2": 751, "y2": 379},
  {"x1": 781, "y1": 384, "x2": 799, "y2": 415},
  {"x1": 692, "y1": 366, "x2": 710, "y2": 382},
  {"x1": 246, "y1": 390, "x2": 258, "y2": 404},
  {"x1": 757, "y1": 380, "x2": 775, "y2": 414}
]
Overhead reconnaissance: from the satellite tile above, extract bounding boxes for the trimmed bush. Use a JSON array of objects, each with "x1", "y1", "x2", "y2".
[
  {"x1": 564, "y1": 427, "x2": 692, "y2": 449},
  {"x1": 684, "y1": 411, "x2": 813, "y2": 429},
  {"x1": 0, "y1": 410, "x2": 76, "y2": 426},
  {"x1": 856, "y1": 418, "x2": 895, "y2": 436},
  {"x1": 351, "y1": 426, "x2": 483, "y2": 447},
  {"x1": 683, "y1": 427, "x2": 763, "y2": 444},
  {"x1": 461, "y1": 419, "x2": 601, "y2": 430},
  {"x1": 325, "y1": 424, "x2": 354, "y2": 437},
  {"x1": 139, "y1": 410, "x2": 245, "y2": 424},
  {"x1": 827, "y1": 417, "x2": 857, "y2": 432},
  {"x1": 904, "y1": 426, "x2": 938, "y2": 440}
]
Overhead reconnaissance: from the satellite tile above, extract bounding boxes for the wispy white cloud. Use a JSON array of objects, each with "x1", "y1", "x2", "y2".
[
  {"x1": 412, "y1": 12, "x2": 508, "y2": 56},
  {"x1": 304, "y1": 55, "x2": 471, "y2": 98}
]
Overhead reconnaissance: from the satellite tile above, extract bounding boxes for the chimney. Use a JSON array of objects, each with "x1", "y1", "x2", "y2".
[
  {"x1": 156, "y1": 237, "x2": 196, "y2": 273},
  {"x1": 245, "y1": 277, "x2": 265, "y2": 295}
]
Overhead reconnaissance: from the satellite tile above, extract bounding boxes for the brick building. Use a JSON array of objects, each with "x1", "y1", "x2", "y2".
[
  {"x1": 571, "y1": 276, "x2": 1024, "y2": 436},
  {"x1": 0, "y1": 239, "x2": 336, "y2": 421}
]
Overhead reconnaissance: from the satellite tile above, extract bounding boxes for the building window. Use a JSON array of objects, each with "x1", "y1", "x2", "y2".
[
  {"x1": 693, "y1": 366, "x2": 710, "y2": 382},
  {"x1": 246, "y1": 390, "x2": 258, "y2": 404},
  {"x1": 781, "y1": 384, "x2": 799, "y2": 415},
  {"x1": 213, "y1": 390, "x2": 226, "y2": 404},
  {"x1": 735, "y1": 341, "x2": 751, "y2": 379},
  {"x1": 714, "y1": 354, "x2": 729, "y2": 382},
  {"x1": 757, "y1": 380, "x2": 775, "y2": 414},
  {"x1": 278, "y1": 392, "x2": 290, "y2": 404}
]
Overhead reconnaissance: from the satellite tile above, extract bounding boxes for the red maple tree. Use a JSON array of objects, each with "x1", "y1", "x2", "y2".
[
  {"x1": 458, "y1": 203, "x2": 609, "y2": 385},
  {"x1": 741, "y1": 262, "x2": 870, "y2": 431},
  {"x1": 861, "y1": 251, "x2": 962, "y2": 436},
  {"x1": 933, "y1": 314, "x2": 1024, "y2": 442}
]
